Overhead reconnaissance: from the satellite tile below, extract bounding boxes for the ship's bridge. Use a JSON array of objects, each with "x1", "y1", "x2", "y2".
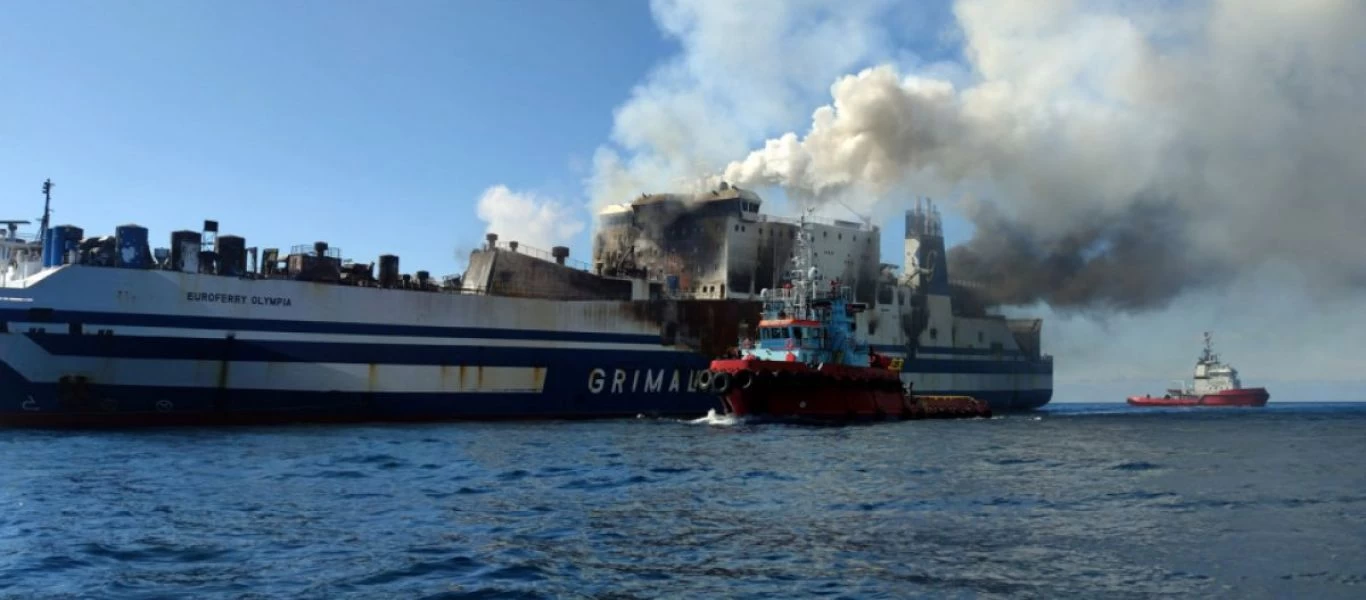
[{"x1": 756, "y1": 318, "x2": 823, "y2": 348}]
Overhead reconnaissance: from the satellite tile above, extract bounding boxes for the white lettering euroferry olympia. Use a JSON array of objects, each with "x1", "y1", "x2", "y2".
[
  {"x1": 186, "y1": 292, "x2": 293, "y2": 307},
  {"x1": 587, "y1": 368, "x2": 699, "y2": 394}
]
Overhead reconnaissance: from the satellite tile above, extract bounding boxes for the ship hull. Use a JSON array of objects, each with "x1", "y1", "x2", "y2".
[
  {"x1": 0, "y1": 266, "x2": 732, "y2": 427},
  {"x1": 0, "y1": 333, "x2": 724, "y2": 427},
  {"x1": 709, "y1": 359, "x2": 907, "y2": 421},
  {"x1": 0, "y1": 265, "x2": 1052, "y2": 427},
  {"x1": 1126, "y1": 388, "x2": 1270, "y2": 407},
  {"x1": 881, "y1": 346, "x2": 1053, "y2": 412}
]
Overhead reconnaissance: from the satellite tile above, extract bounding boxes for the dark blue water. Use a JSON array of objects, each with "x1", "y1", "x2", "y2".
[{"x1": 2, "y1": 403, "x2": 1364, "y2": 599}]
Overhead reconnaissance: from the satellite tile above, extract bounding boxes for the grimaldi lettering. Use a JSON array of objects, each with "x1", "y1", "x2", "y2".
[
  {"x1": 588, "y1": 367, "x2": 698, "y2": 394},
  {"x1": 186, "y1": 292, "x2": 293, "y2": 307}
]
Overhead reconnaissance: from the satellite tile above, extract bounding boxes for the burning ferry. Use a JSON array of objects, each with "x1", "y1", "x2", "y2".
[
  {"x1": 0, "y1": 180, "x2": 1049, "y2": 427},
  {"x1": 595, "y1": 184, "x2": 1053, "y2": 410}
]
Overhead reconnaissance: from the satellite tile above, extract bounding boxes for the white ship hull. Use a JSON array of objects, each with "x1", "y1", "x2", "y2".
[
  {"x1": 1, "y1": 266, "x2": 721, "y2": 425},
  {"x1": 1, "y1": 265, "x2": 1050, "y2": 426}
]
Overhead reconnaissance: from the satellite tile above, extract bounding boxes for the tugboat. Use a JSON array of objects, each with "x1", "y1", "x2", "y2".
[
  {"x1": 703, "y1": 212, "x2": 990, "y2": 422},
  {"x1": 1127, "y1": 332, "x2": 1270, "y2": 407}
]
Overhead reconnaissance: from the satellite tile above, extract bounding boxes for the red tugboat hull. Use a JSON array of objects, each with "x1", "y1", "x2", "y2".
[
  {"x1": 1126, "y1": 387, "x2": 1270, "y2": 407},
  {"x1": 707, "y1": 358, "x2": 990, "y2": 421}
]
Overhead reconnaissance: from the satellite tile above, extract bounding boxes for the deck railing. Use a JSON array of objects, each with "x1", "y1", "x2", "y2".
[{"x1": 481, "y1": 241, "x2": 593, "y2": 272}]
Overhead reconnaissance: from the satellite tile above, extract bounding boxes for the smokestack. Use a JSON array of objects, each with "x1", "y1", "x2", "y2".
[
  {"x1": 485, "y1": 233, "x2": 498, "y2": 251},
  {"x1": 552, "y1": 246, "x2": 569, "y2": 265}
]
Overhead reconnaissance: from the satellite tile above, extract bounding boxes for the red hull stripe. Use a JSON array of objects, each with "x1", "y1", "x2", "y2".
[
  {"x1": 758, "y1": 319, "x2": 822, "y2": 327},
  {"x1": 1126, "y1": 388, "x2": 1270, "y2": 407}
]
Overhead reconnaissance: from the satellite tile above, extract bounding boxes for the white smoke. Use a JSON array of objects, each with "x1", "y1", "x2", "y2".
[
  {"x1": 474, "y1": 185, "x2": 585, "y2": 249},
  {"x1": 704, "y1": 0, "x2": 1366, "y2": 309},
  {"x1": 586, "y1": 0, "x2": 915, "y2": 211}
]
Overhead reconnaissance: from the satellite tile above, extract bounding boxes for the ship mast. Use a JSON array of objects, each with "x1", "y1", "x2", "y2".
[
  {"x1": 1200, "y1": 331, "x2": 1217, "y2": 364},
  {"x1": 39, "y1": 179, "x2": 53, "y2": 252},
  {"x1": 788, "y1": 208, "x2": 818, "y2": 321}
]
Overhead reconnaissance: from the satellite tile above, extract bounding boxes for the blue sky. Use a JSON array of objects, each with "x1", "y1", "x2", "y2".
[
  {"x1": 1, "y1": 0, "x2": 971, "y2": 275},
  {"x1": 2, "y1": 1, "x2": 669, "y2": 271}
]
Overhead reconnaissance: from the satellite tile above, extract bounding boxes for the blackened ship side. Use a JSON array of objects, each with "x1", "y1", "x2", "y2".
[{"x1": 592, "y1": 187, "x2": 1053, "y2": 411}]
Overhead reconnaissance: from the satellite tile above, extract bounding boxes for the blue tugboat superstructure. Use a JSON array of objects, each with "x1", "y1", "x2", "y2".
[{"x1": 738, "y1": 211, "x2": 876, "y2": 369}]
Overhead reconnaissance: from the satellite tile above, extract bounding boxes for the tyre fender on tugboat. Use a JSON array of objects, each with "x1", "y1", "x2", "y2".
[
  {"x1": 697, "y1": 370, "x2": 714, "y2": 392},
  {"x1": 712, "y1": 371, "x2": 732, "y2": 394},
  {"x1": 734, "y1": 370, "x2": 754, "y2": 390}
]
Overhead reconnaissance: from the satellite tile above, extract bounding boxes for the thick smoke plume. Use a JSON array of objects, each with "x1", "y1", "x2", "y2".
[
  {"x1": 693, "y1": 0, "x2": 1366, "y2": 312},
  {"x1": 586, "y1": 0, "x2": 906, "y2": 213}
]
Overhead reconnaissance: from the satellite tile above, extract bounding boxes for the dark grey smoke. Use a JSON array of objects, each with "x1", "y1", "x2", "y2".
[{"x1": 947, "y1": 195, "x2": 1230, "y2": 313}]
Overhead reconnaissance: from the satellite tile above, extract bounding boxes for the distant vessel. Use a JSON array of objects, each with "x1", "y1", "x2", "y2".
[{"x1": 1127, "y1": 332, "x2": 1269, "y2": 407}]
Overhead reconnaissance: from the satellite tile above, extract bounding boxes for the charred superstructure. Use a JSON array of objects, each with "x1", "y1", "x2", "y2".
[
  {"x1": 593, "y1": 184, "x2": 880, "y2": 303},
  {"x1": 595, "y1": 187, "x2": 1053, "y2": 410}
]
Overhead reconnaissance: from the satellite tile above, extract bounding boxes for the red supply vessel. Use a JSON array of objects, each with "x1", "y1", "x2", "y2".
[
  {"x1": 1127, "y1": 332, "x2": 1270, "y2": 407},
  {"x1": 701, "y1": 211, "x2": 988, "y2": 422}
]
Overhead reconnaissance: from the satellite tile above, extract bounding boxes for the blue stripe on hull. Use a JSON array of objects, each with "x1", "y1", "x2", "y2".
[
  {"x1": 26, "y1": 335, "x2": 672, "y2": 366},
  {"x1": 24, "y1": 334, "x2": 1055, "y2": 377},
  {"x1": 901, "y1": 358, "x2": 1053, "y2": 376},
  {"x1": 0, "y1": 350, "x2": 726, "y2": 426},
  {"x1": 0, "y1": 308, "x2": 660, "y2": 345},
  {"x1": 872, "y1": 344, "x2": 1031, "y2": 359}
]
